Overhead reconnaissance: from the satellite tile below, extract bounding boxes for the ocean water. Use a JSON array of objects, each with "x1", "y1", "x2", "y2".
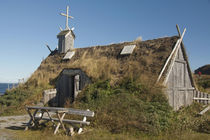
[{"x1": 0, "y1": 83, "x2": 18, "y2": 95}]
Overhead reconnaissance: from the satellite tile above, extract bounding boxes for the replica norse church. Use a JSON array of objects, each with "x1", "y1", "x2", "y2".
[{"x1": 39, "y1": 6, "x2": 204, "y2": 110}]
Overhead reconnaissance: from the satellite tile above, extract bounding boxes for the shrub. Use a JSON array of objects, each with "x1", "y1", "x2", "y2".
[
  {"x1": 76, "y1": 79, "x2": 173, "y2": 135},
  {"x1": 199, "y1": 119, "x2": 210, "y2": 134}
]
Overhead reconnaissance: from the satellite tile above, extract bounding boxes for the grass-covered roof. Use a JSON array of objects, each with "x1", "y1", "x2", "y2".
[{"x1": 28, "y1": 36, "x2": 179, "y2": 86}]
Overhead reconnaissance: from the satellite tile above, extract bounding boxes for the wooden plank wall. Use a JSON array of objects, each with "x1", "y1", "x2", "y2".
[
  {"x1": 166, "y1": 47, "x2": 195, "y2": 110},
  {"x1": 43, "y1": 89, "x2": 57, "y2": 105},
  {"x1": 193, "y1": 90, "x2": 209, "y2": 105}
]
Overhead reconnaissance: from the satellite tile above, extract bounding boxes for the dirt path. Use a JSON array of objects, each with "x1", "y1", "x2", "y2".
[
  {"x1": 0, "y1": 114, "x2": 29, "y2": 140},
  {"x1": 0, "y1": 114, "x2": 29, "y2": 129}
]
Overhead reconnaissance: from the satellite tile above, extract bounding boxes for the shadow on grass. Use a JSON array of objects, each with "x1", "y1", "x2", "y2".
[{"x1": 5, "y1": 126, "x2": 25, "y2": 131}]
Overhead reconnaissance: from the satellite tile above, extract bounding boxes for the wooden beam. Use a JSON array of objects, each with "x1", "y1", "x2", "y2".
[
  {"x1": 199, "y1": 106, "x2": 210, "y2": 115},
  {"x1": 58, "y1": 113, "x2": 66, "y2": 134},
  {"x1": 78, "y1": 110, "x2": 88, "y2": 134},
  {"x1": 169, "y1": 87, "x2": 195, "y2": 91},
  {"x1": 176, "y1": 24, "x2": 181, "y2": 36},
  {"x1": 35, "y1": 117, "x2": 90, "y2": 125},
  {"x1": 45, "y1": 44, "x2": 52, "y2": 52},
  {"x1": 54, "y1": 112, "x2": 66, "y2": 134},
  {"x1": 177, "y1": 24, "x2": 198, "y2": 90},
  {"x1": 193, "y1": 97, "x2": 210, "y2": 101},
  {"x1": 45, "y1": 110, "x2": 56, "y2": 126},
  {"x1": 25, "y1": 109, "x2": 39, "y2": 131},
  {"x1": 156, "y1": 25, "x2": 184, "y2": 83},
  {"x1": 163, "y1": 28, "x2": 186, "y2": 85},
  {"x1": 175, "y1": 59, "x2": 186, "y2": 64},
  {"x1": 156, "y1": 39, "x2": 180, "y2": 83},
  {"x1": 26, "y1": 106, "x2": 94, "y2": 117}
]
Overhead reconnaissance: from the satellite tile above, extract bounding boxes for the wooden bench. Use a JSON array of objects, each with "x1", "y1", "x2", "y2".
[{"x1": 25, "y1": 106, "x2": 94, "y2": 135}]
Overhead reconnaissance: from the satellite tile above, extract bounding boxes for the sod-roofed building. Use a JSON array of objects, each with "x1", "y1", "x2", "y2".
[
  {"x1": 32, "y1": 6, "x2": 198, "y2": 110},
  {"x1": 34, "y1": 34, "x2": 197, "y2": 110}
]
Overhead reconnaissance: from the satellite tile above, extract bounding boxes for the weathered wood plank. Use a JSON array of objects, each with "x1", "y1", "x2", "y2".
[
  {"x1": 26, "y1": 106, "x2": 94, "y2": 117},
  {"x1": 175, "y1": 59, "x2": 186, "y2": 64},
  {"x1": 25, "y1": 109, "x2": 39, "y2": 131},
  {"x1": 170, "y1": 87, "x2": 195, "y2": 91},
  {"x1": 35, "y1": 117, "x2": 90, "y2": 125},
  {"x1": 193, "y1": 90, "x2": 210, "y2": 105},
  {"x1": 199, "y1": 106, "x2": 210, "y2": 115},
  {"x1": 54, "y1": 113, "x2": 66, "y2": 135},
  {"x1": 26, "y1": 106, "x2": 94, "y2": 135},
  {"x1": 156, "y1": 39, "x2": 180, "y2": 83},
  {"x1": 163, "y1": 28, "x2": 186, "y2": 85},
  {"x1": 193, "y1": 97, "x2": 210, "y2": 101},
  {"x1": 203, "y1": 92, "x2": 205, "y2": 104}
]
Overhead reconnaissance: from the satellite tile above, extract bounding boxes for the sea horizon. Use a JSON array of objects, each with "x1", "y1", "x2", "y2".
[{"x1": 0, "y1": 83, "x2": 18, "y2": 95}]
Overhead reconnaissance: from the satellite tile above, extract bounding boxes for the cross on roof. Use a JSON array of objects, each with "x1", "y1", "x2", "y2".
[{"x1": 60, "y1": 6, "x2": 74, "y2": 30}]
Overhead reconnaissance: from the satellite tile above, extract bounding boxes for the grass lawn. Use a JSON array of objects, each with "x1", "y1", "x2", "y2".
[{"x1": 11, "y1": 128, "x2": 209, "y2": 140}]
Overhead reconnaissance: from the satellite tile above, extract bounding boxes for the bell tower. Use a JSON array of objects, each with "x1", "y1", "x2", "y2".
[{"x1": 57, "y1": 6, "x2": 75, "y2": 53}]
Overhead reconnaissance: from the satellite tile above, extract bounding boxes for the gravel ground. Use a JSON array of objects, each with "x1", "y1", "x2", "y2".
[
  {"x1": 0, "y1": 114, "x2": 29, "y2": 140},
  {"x1": 0, "y1": 111, "x2": 55, "y2": 140},
  {"x1": 0, "y1": 115, "x2": 29, "y2": 129}
]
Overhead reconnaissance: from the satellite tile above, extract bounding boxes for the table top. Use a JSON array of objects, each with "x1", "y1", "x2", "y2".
[{"x1": 26, "y1": 106, "x2": 94, "y2": 117}]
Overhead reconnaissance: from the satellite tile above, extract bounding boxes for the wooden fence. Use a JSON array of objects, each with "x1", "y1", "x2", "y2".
[
  {"x1": 43, "y1": 89, "x2": 57, "y2": 106},
  {"x1": 193, "y1": 90, "x2": 210, "y2": 105}
]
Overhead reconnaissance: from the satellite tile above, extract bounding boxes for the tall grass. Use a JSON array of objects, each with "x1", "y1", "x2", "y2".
[
  {"x1": 194, "y1": 74, "x2": 210, "y2": 93},
  {"x1": 0, "y1": 83, "x2": 52, "y2": 115},
  {"x1": 59, "y1": 79, "x2": 209, "y2": 137}
]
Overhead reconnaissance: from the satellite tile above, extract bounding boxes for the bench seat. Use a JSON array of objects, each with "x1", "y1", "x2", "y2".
[{"x1": 35, "y1": 117, "x2": 90, "y2": 125}]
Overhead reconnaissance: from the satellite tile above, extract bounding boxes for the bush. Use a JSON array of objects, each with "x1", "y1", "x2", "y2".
[
  {"x1": 168, "y1": 103, "x2": 210, "y2": 134},
  {"x1": 199, "y1": 120, "x2": 210, "y2": 134},
  {"x1": 198, "y1": 80, "x2": 210, "y2": 89},
  {"x1": 0, "y1": 83, "x2": 52, "y2": 115},
  {"x1": 76, "y1": 79, "x2": 173, "y2": 135},
  {"x1": 74, "y1": 79, "x2": 210, "y2": 136}
]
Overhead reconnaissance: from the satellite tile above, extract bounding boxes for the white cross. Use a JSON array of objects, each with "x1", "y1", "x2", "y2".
[{"x1": 60, "y1": 6, "x2": 74, "y2": 30}]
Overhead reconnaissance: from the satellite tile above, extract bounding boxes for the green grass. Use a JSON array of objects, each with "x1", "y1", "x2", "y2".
[
  {"x1": 11, "y1": 128, "x2": 210, "y2": 140},
  {"x1": 1, "y1": 78, "x2": 209, "y2": 139},
  {"x1": 72, "y1": 79, "x2": 173, "y2": 135},
  {"x1": 68, "y1": 79, "x2": 209, "y2": 136},
  {"x1": 0, "y1": 83, "x2": 53, "y2": 116},
  {"x1": 194, "y1": 74, "x2": 210, "y2": 93}
]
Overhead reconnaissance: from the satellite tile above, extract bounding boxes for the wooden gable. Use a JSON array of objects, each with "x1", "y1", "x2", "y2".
[{"x1": 165, "y1": 45, "x2": 195, "y2": 110}]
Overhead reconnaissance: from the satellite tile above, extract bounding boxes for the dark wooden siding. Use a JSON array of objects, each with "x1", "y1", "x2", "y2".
[{"x1": 56, "y1": 69, "x2": 91, "y2": 106}]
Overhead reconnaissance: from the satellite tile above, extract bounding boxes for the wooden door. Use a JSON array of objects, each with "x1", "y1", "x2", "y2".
[{"x1": 73, "y1": 75, "x2": 80, "y2": 100}]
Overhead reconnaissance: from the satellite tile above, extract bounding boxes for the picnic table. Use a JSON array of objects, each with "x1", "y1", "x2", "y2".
[{"x1": 25, "y1": 106, "x2": 94, "y2": 135}]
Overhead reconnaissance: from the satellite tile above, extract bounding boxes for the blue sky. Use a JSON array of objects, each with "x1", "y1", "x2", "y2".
[{"x1": 0, "y1": 0, "x2": 210, "y2": 83}]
